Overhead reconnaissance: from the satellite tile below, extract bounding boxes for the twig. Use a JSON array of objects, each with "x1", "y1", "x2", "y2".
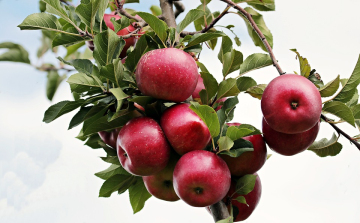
[
  {"x1": 159, "y1": 0, "x2": 177, "y2": 28},
  {"x1": 180, "y1": 5, "x2": 231, "y2": 37},
  {"x1": 174, "y1": 1, "x2": 185, "y2": 18}
]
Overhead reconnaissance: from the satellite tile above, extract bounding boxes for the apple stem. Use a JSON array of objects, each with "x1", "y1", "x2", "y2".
[
  {"x1": 291, "y1": 102, "x2": 298, "y2": 109},
  {"x1": 209, "y1": 201, "x2": 231, "y2": 222}
]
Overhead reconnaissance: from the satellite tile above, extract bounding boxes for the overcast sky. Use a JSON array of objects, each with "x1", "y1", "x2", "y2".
[{"x1": 0, "y1": 0, "x2": 360, "y2": 222}]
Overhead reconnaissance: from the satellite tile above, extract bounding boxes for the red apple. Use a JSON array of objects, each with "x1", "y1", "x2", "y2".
[
  {"x1": 116, "y1": 117, "x2": 171, "y2": 176},
  {"x1": 215, "y1": 97, "x2": 227, "y2": 111},
  {"x1": 220, "y1": 123, "x2": 267, "y2": 176},
  {"x1": 261, "y1": 74, "x2": 322, "y2": 134},
  {"x1": 173, "y1": 150, "x2": 231, "y2": 207},
  {"x1": 143, "y1": 154, "x2": 180, "y2": 202},
  {"x1": 160, "y1": 103, "x2": 211, "y2": 155},
  {"x1": 262, "y1": 118, "x2": 320, "y2": 156},
  {"x1": 135, "y1": 48, "x2": 199, "y2": 102},
  {"x1": 98, "y1": 128, "x2": 120, "y2": 148}
]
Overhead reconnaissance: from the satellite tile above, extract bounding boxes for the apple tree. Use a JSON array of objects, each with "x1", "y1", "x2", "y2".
[{"x1": 2, "y1": 0, "x2": 360, "y2": 222}]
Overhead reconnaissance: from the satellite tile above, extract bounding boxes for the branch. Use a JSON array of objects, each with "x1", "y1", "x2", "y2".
[
  {"x1": 180, "y1": 5, "x2": 231, "y2": 37},
  {"x1": 209, "y1": 201, "x2": 231, "y2": 222},
  {"x1": 159, "y1": 0, "x2": 177, "y2": 28},
  {"x1": 174, "y1": 1, "x2": 185, "y2": 18}
]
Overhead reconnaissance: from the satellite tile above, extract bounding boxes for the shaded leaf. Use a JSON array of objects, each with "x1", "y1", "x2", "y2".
[
  {"x1": 245, "y1": 84, "x2": 267, "y2": 100},
  {"x1": 237, "y1": 76, "x2": 257, "y2": 92},
  {"x1": 235, "y1": 174, "x2": 257, "y2": 195},
  {"x1": 95, "y1": 164, "x2": 130, "y2": 180},
  {"x1": 99, "y1": 174, "x2": 136, "y2": 197},
  {"x1": 308, "y1": 134, "x2": 342, "y2": 157},
  {"x1": 46, "y1": 70, "x2": 66, "y2": 101},
  {"x1": 0, "y1": 42, "x2": 30, "y2": 64},
  {"x1": 129, "y1": 179, "x2": 152, "y2": 214},
  {"x1": 43, "y1": 100, "x2": 85, "y2": 123},
  {"x1": 239, "y1": 53, "x2": 272, "y2": 75},
  {"x1": 322, "y1": 101, "x2": 355, "y2": 126},
  {"x1": 190, "y1": 102, "x2": 220, "y2": 137},
  {"x1": 319, "y1": 75, "x2": 340, "y2": 97}
]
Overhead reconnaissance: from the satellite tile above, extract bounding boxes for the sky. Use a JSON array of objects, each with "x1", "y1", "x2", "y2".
[{"x1": 0, "y1": 0, "x2": 360, "y2": 222}]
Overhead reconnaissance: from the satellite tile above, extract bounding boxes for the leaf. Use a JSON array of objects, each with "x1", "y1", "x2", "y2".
[
  {"x1": 319, "y1": 75, "x2": 340, "y2": 97},
  {"x1": 0, "y1": 42, "x2": 30, "y2": 64},
  {"x1": 235, "y1": 174, "x2": 257, "y2": 195},
  {"x1": 322, "y1": 101, "x2": 355, "y2": 127},
  {"x1": 101, "y1": 156, "x2": 121, "y2": 165},
  {"x1": 52, "y1": 31, "x2": 88, "y2": 47},
  {"x1": 93, "y1": 29, "x2": 125, "y2": 66},
  {"x1": 129, "y1": 179, "x2": 152, "y2": 214},
  {"x1": 99, "y1": 174, "x2": 136, "y2": 197},
  {"x1": 241, "y1": 8, "x2": 273, "y2": 52},
  {"x1": 68, "y1": 106, "x2": 93, "y2": 129},
  {"x1": 216, "y1": 216, "x2": 233, "y2": 223},
  {"x1": 245, "y1": 84, "x2": 267, "y2": 100},
  {"x1": 186, "y1": 32, "x2": 226, "y2": 48},
  {"x1": 217, "y1": 136, "x2": 234, "y2": 153},
  {"x1": 176, "y1": 9, "x2": 205, "y2": 33},
  {"x1": 109, "y1": 88, "x2": 129, "y2": 119},
  {"x1": 136, "y1": 12, "x2": 168, "y2": 43},
  {"x1": 46, "y1": 70, "x2": 66, "y2": 101},
  {"x1": 226, "y1": 126, "x2": 254, "y2": 141},
  {"x1": 218, "y1": 36, "x2": 233, "y2": 63},
  {"x1": 58, "y1": 57, "x2": 93, "y2": 75},
  {"x1": 221, "y1": 147, "x2": 254, "y2": 158},
  {"x1": 42, "y1": 0, "x2": 71, "y2": 22},
  {"x1": 222, "y1": 49, "x2": 243, "y2": 77},
  {"x1": 333, "y1": 55, "x2": 360, "y2": 103},
  {"x1": 18, "y1": 13, "x2": 65, "y2": 34},
  {"x1": 290, "y1": 49, "x2": 312, "y2": 78},
  {"x1": 201, "y1": 72, "x2": 219, "y2": 103},
  {"x1": 43, "y1": 100, "x2": 85, "y2": 123},
  {"x1": 233, "y1": 196, "x2": 247, "y2": 205},
  {"x1": 244, "y1": 0, "x2": 275, "y2": 11},
  {"x1": 111, "y1": 16, "x2": 130, "y2": 33},
  {"x1": 190, "y1": 103, "x2": 220, "y2": 138},
  {"x1": 100, "y1": 58, "x2": 125, "y2": 87},
  {"x1": 95, "y1": 164, "x2": 130, "y2": 180},
  {"x1": 217, "y1": 78, "x2": 240, "y2": 99},
  {"x1": 239, "y1": 53, "x2": 272, "y2": 75},
  {"x1": 237, "y1": 76, "x2": 257, "y2": 92},
  {"x1": 150, "y1": 5, "x2": 162, "y2": 16},
  {"x1": 308, "y1": 134, "x2": 343, "y2": 157},
  {"x1": 75, "y1": 0, "x2": 108, "y2": 32},
  {"x1": 67, "y1": 73, "x2": 103, "y2": 93}
]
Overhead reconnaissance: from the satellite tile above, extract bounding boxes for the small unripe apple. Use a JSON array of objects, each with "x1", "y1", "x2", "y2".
[
  {"x1": 117, "y1": 117, "x2": 171, "y2": 176},
  {"x1": 261, "y1": 74, "x2": 322, "y2": 134},
  {"x1": 135, "y1": 48, "x2": 199, "y2": 102},
  {"x1": 143, "y1": 154, "x2": 180, "y2": 202},
  {"x1": 173, "y1": 150, "x2": 231, "y2": 207},
  {"x1": 160, "y1": 103, "x2": 211, "y2": 155},
  {"x1": 98, "y1": 128, "x2": 120, "y2": 148},
  {"x1": 262, "y1": 118, "x2": 320, "y2": 156},
  {"x1": 220, "y1": 123, "x2": 267, "y2": 176}
]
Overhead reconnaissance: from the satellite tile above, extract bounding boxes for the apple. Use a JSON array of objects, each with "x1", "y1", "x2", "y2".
[
  {"x1": 142, "y1": 154, "x2": 180, "y2": 202},
  {"x1": 261, "y1": 74, "x2": 322, "y2": 134},
  {"x1": 173, "y1": 150, "x2": 231, "y2": 207},
  {"x1": 215, "y1": 97, "x2": 227, "y2": 111},
  {"x1": 135, "y1": 48, "x2": 199, "y2": 102},
  {"x1": 160, "y1": 103, "x2": 211, "y2": 155},
  {"x1": 262, "y1": 118, "x2": 320, "y2": 156},
  {"x1": 117, "y1": 117, "x2": 171, "y2": 176},
  {"x1": 98, "y1": 128, "x2": 120, "y2": 148},
  {"x1": 220, "y1": 123, "x2": 267, "y2": 176}
]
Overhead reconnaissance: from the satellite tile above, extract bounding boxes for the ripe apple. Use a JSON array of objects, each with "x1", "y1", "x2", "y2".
[
  {"x1": 220, "y1": 123, "x2": 267, "y2": 176},
  {"x1": 173, "y1": 150, "x2": 231, "y2": 207},
  {"x1": 142, "y1": 154, "x2": 180, "y2": 202},
  {"x1": 262, "y1": 118, "x2": 320, "y2": 156},
  {"x1": 117, "y1": 117, "x2": 171, "y2": 176},
  {"x1": 261, "y1": 74, "x2": 322, "y2": 134},
  {"x1": 160, "y1": 103, "x2": 211, "y2": 155},
  {"x1": 98, "y1": 128, "x2": 120, "y2": 148},
  {"x1": 135, "y1": 48, "x2": 199, "y2": 102}
]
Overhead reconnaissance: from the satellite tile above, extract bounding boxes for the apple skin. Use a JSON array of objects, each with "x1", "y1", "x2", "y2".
[
  {"x1": 98, "y1": 128, "x2": 120, "y2": 148},
  {"x1": 135, "y1": 48, "x2": 199, "y2": 102},
  {"x1": 142, "y1": 154, "x2": 180, "y2": 202},
  {"x1": 116, "y1": 117, "x2": 171, "y2": 176},
  {"x1": 262, "y1": 118, "x2": 320, "y2": 156},
  {"x1": 173, "y1": 150, "x2": 231, "y2": 207},
  {"x1": 261, "y1": 74, "x2": 322, "y2": 134},
  {"x1": 160, "y1": 103, "x2": 211, "y2": 155},
  {"x1": 220, "y1": 123, "x2": 267, "y2": 176}
]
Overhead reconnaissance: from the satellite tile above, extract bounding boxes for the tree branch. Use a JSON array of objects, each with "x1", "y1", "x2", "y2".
[
  {"x1": 174, "y1": 1, "x2": 185, "y2": 18},
  {"x1": 180, "y1": 5, "x2": 231, "y2": 37},
  {"x1": 209, "y1": 201, "x2": 231, "y2": 222},
  {"x1": 159, "y1": 0, "x2": 177, "y2": 28}
]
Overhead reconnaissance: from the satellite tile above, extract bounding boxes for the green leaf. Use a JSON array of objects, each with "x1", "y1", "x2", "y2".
[
  {"x1": 217, "y1": 136, "x2": 234, "y2": 153},
  {"x1": 150, "y1": 5, "x2": 162, "y2": 16},
  {"x1": 186, "y1": 31, "x2": 226, "y2": 48},
  {"x1": 235, "y1": 174, "x2": 257, "y2": 195},
  {"x1": 136, "y1": 12, "x2": 168, "y2": 43},
  {"x1": 39, "y1": 1, "x2": 46, "y2": 12},
  {"x1": 201, "y1": 72, "x2": 219, "y2": 103},
  {"x1": 100, "y1": 58, "x2": 126, "y2": 87},
  {"x1": 322, "y1": 101, "x2": 355, "y2": 127},
  {"x1": 217, "y1": 78, "x2": 240, "y2": 99},
  {"x1": 58, "y1": 57, "x2": 93, "y2": 75},
  {"x1": 95, "y1": 164, "x2": 130, "y2": 180},
  {"x1": 319, "y1": 75, "x2": 340, "y2": 97},
  {"x1": 67, "y1": 73, "x2": 103, "y2": 93},
  {"x1": 18, "y1": 13, "x2": 66, "y2": 34},
  {"x1": 75, "y1": 0, "x2": 109, "y2": 32},
  {"x1": 65, "y1": 42, "x2": 85, "y2": 59},
  {"x1": 333, "y1": 55, "x2": 360, "y2": 103},
  {"x1": 347, "y1": 89, "x2": 359, "y2": 107},
  {"x1": 176, "y1": 9, "x2": 205, "y2": 33},
  {"x1": 216, "y1": 216, "x2": 233, "y2": 223},
  {"x1": 42, "y1": 0, "x2": 76, "y2": 25},
  {"x1": 68, "y1": 106, "x2": 93, "y2": 129},
  {"x1": 233, "y1": 196, "x2": 247, "y2": 205},
  {"x1": 237, "y1": 76, "x2": 257, "y2": 92},
  {"x1": 93, "y1": 29, "x2": 125, "y2": 66},
  {"x1": 43, "y1": 100, "x2": 85, "y2": 123},
  {"x1": 190, "y1": 103, "x2": 220, "y2": 138},
  {"x1": 308, "y1": 134, "x2": 343, "y2": 157},
  {"x1": 218, "y1": 36, "x2": 233, "y2": 63},
  {"x1": 101, "y1": 156, "x2": 121, "y2": 165},
  {"x1": 109, "y1": 88, "x2": 129, "y2": 120},
  {"x1": 352, "y1": 104, "x2": 360, "y2": 121},
  {"x1": 239, "y1": 53, "x2": 272, "y2": 75},
  {"x1": 222, "y1": 49, "x2": 243, "y2": 77},
  {"x1": 241, "y1": 8, "x2": 273, "y2": 51},
  {"x1": 52, "y1": 31, "x2": 88, "y2": 47},
  {"x1": 0, "y1": 42, "x2": 30, "y2": 64},
  {"x1": 220, "y1": 147, "x2": 254, "y2": 158},
  {"x1": 245, "y1": 84, "x2": 267, "y2": 100},
  {"x1": 46, "y1": 70, "x2": 66, "y2": 101},
  {"x1": 111, "y1": 16, "x2": 130, "y2": 33},
  {"x1": 226, "y1": 126, "x2": 254, "y2": 141},
  {"x1": 244, "y1": 0, "x2": 275, "y2": 11},
  {"x1": 99, "y1": 174, "x2": 136, "y2": 197},
  {"x1": 129, "y1": 179, "x2": 152, "y2": 214},
  {"x1": 290, "y1": 49, "x2": 311, "y2": 78}
]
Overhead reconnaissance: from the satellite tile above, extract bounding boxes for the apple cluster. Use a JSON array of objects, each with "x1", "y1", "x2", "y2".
[
  {"x1": 99, "y1": 48, "x2": 267, "y2": 221},
  {"x1": 261, "y1": 74, "x2": 322, "y2": 156}
]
